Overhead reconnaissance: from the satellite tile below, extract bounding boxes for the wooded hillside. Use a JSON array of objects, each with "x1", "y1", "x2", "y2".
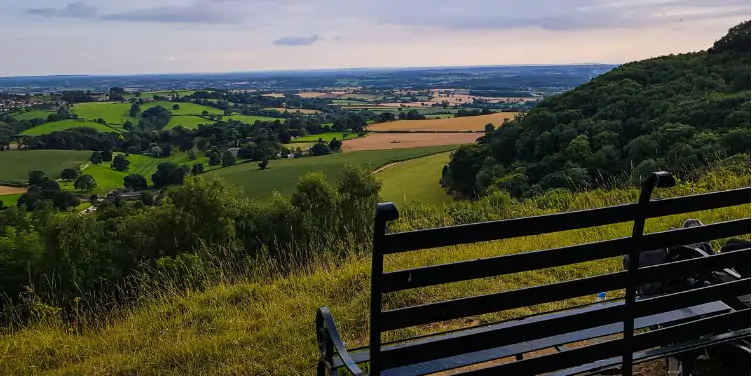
[{"x1": 443, "y1": 21, "x2": 751, "y2": 198}]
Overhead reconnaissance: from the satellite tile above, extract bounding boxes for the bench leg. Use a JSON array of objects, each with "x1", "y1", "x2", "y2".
[{"x1": 317, "y1": 311, "x2": 335, "y2": 376}]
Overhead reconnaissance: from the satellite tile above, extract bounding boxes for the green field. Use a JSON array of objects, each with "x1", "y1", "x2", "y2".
[
  {"x1": 143, "y1": 102, "x2": 223, "y2": 116},
  {"x1": 290, "y1": 132, "x2": 356, "y2": 143},
  {"x1": 378, "y1": 152, "x2": 452, "y2": 205},
  {"x1": 208, "y1": 145, "x2": 458, "y2": 199},
  {"x1": 165, "y1": 115, "x2": 215, "y2": 130},
  {"x1": 20, "y1": 119, "x2": 121, "y2": 136},
  {"x1": 225, "y1": 114, "x2": 283, "y2": 124},
  {"x1": 0, "y1": 150, "x2": 91, "y2": 184},
  {"x1": 10, "y1": 109, "x2": 55, "y2": 121},
  {"x1": 59, "y1": 152, "x2": 215, "y2": 194},
  {"x1": 0, "y1": 193, "x2": 22, "y2": 207},
  {"x1": 71, "y1": 102, "x2": 133, "y2": 125}
]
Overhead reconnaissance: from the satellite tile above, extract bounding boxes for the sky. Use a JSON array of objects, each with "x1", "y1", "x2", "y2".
[{"x1": 1, "y1": 0, "x2": 749, "y2": 77}]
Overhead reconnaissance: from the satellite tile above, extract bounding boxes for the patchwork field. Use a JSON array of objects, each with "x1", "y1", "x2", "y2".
[
  {"x1": 367, "y1": 112, "x2": 518, "y2": 132},
  {"x1": 10, "y1": 109, "x2": 56, "y2": 121},
  {"x1": 143, "y1": 102, "x2": 223, "y2": 116},
  {"x1": 72, "y1": 102, "x2": 133, "y2": 124},
  {"x1": 20, "y1": 119, "x2": 120, "y2": 136},
  {"x1": 342, "y1": 132, "x2": 480, "y2": 151},
  {"x1": 208, "y1": 145, "x2": 457, "y2": 199},
  {"x1": 378, "y1": 152, "x2": 452, "y2": 205},
  {"x1": 165, "y1": 115, "x2": 215, "y2": 130},
  {"x1": 0, "y1": 150, "x2": 91, "y2": 184},
  {"x1": 225, "y1": 114, "x2": 284, "y2": 124}
]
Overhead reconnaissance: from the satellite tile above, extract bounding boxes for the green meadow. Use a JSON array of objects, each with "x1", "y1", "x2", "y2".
[
  {"x1": 20, "y1": 119, "x2": 121, "y2": 136},
  {"x1": 377, "y1": 152, "x2": 453, "y2": 205},
  {"x1": 0, "y1": 150, "x2": 91, "y2": 184}
]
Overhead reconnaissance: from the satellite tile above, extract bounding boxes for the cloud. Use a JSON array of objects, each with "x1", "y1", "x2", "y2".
[
  {"x1": 100, "y1": 3, "x2": 247, "y2": 24},
  {"x1": 273, "y1": 34, "x2": 323, "y2": 46},
  {"x1": 26, "y1": 1, "x2": 97, "y2": 19}
]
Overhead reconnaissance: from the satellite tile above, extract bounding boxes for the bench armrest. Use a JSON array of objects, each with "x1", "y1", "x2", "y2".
[{"x1": 317, "y1": 307, "x2": 366, "y2": 376}]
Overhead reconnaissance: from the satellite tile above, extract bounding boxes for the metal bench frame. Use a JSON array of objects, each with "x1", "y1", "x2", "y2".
[{"x1": 316, "y1": 172, "x2": 751, "y2": 375}]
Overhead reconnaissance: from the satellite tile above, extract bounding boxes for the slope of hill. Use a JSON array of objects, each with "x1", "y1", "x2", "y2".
[
  {"x1": 0, "y1": 150, "x2": 91, "y2": 184},
  {"x1": 1, "y1": 157, "x2": 748, "y2": 375},
  {"x1": 443, "y1": 21, "x2": 751, "y2": 198}
]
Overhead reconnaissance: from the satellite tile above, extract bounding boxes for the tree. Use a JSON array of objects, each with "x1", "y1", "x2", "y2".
[
  {"x1": 150, "y1": 146, "x2": 163, "y2": 158},
  {"x1": 311, "y1": 142, "x2": 331, "y2": 156},
  {"x1": 101, "y1": 149, "x2": 113, "y2": 162},
  {"x1": 140, "y1": 191, "x2": 155, "y2": 206},
  {"x1": 221, "y1": 150, "x2": 236, "y2": 167},
  {"x1": 191, "y1": 164, "x2": 204, "y2": 175},
  {"x1": 151, "y1": 163, "x2": 190, "y2": 188},
  {"x1": 28, "y1": 170, "x2": 48, "y2": 186},
  {"x1": 329, "y1": 138, "x2": 342, "y2": 152},
  {"x1": 53, "y1": 191, "x2": 80, "y2": 211},
  {"x1": 187, "y1": 150, "x2": 196, "y2": 160},
  {"x1": 129, "y1": 103, "x2": 140, "y2": 117},
  {"x1": 90, "y1": 151, "x2": 103, "y2": 165},
  {"x1": 111, "y1": 155, "x2": 130, "y2": 171},
  {"x1": 258, "y1": 158, "x2": 269, "y2": 170},
  {"x1": 201, "y1": 110, "x2": 209, "y2": 116},
  {"x1": 485, "y1": 123, "x2": 496, "y2": 132},
  {"x1": 208, "y1": 151, "x2": 221, "y2": 166},
  {"x1": 196, "y1": 138, "x2": 210, "y2": 151},
  {"x1": 443, "y1": 144, "x2": 486, "y2": 197},
  {"x1": 160, "y1": 143, "x2": 172, "y2": 158},
  {"x1": 74, "y1": 175, "x2": 97, "y2": 191},
  {"x1": 172, "y1": 104, "x2": 180, "y2": 110},
  {"x1": 123, "y1": 174, "x2": 148, "y2": 190},
  {"x1": 123, "y1": 120, "x2": 134, "y2": 131},
  {"x1": 60, "y1": 168, "x2": 79, "y2": 181}
]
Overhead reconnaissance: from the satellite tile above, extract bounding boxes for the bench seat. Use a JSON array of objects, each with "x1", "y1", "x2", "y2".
[{"x1": 332, "y1": 300, "x2": 732, "y2": 375}]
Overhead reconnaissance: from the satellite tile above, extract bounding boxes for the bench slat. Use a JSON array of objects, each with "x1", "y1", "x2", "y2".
[
  {"x1": 455, "y1": 308, "x2": 750, "y2": 375},
  {"x1": 380, "y1": 272, "x2": 626, "y2": 331},
  {"x1": 381, "y1": 219, "x2": 750, "y2": 292},
  {"x1": 636, "y1": 248, "x2": 750, "y2": 284},
  {"x1": 380, "y1": 279, "x2": 748, "y2": 370},
  {"x1": 382, "y1": 188, "x2": 749, "y2": 254}
]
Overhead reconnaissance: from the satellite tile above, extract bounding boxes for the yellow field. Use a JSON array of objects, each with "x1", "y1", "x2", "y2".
[
  {"x1": 296, "y1": 92, "x2": 330, "y2": 98},
  {"x1": 367, "y1": 112, "x2": 519, "y2": 132}
]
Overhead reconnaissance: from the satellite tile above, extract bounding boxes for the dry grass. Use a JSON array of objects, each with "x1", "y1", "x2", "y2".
[
  {"x1": 0, "y1": 186, "x2": 26, "y2": 195},
  {"x1": 296, "y1": 92, "x2": 331, "y2": 98},
  {"x1": 342, "y1": 133, "x2": 480, "y2": 152},
  {"x1": 367, "y1": 113, "x2": 519, "y2": 132}
]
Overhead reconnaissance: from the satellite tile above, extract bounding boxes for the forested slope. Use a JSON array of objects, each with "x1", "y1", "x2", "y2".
[{"x1": 443, "y1": 21, "x2": 751, "y2": 198}]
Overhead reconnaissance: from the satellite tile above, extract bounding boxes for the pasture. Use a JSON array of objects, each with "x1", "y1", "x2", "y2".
[
  {"x1": 165, "y1": 115, "x2": 215, "y2": 130},
  {"x1": 20, "y1": 119, "x2": 120, "y2": 136},
  {"x1": 143, "y1": 102, "x2": 223, "y2": 116},
  {"x1": 72, "y1": 102, "x2": 133, "y2": 124},
  {"x1": 0, "y1": 193, "x2": 22, "y2": 207},
  {"x1": 342, "y1": 132, "x2": 480, "y2": 151},
  {"x1": 290, "y1": 132, "x2": 356, "y2": 143},
  {"x1": 0, "y1": 150, "x2": 91, "y2": 184},
  {"x1": 225, "y1": 114, "x2": 284, "y2": 124},
  {"x1": 208, "y1": 145, "x2": 458, "y2": 199},
  {"x1": 10, "y1": 109, "x2": 55, "y2": 121},
  {"x1": 367, "y1": 112, "x2": 518, "y2": 132},
  {"x1": 377, "y1": 152, "x2": 453, "y2": 205}
]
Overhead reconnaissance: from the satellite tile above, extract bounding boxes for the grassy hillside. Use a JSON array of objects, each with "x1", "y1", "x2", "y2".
[
  {"x1": 378, "y1": 152, "x2": 453, "y2": 205},
  {"x1": 20, "y1": 119, "x2": 120, "y2": 136},
  {"x1": 0, "y1": 150, "x2": 91, "y2": 184},
  {"x1": 291, "y1": 132, "x2": 357, "y2": 143},
  {"x1": 164, "y1": 115, "x2": 215, "y2": 130},
  {"x1": 225, "y1": 114, "x2": 284, "y2": 124},
  {"x1": 0, "y1": 193, "x2": 22, "y2": 207},
  {"x1": 71, "y1": 102, "x2": 133, "y2": 125},
  {"x1": 10, "y1": 109, "x2": 55, "y2": 121},
  {"x1": 208, "y1": 145, "x2": 458, "y2": 199},
  {"x1": 2, "y1": 162, "x2": 748, "y2": 375}
]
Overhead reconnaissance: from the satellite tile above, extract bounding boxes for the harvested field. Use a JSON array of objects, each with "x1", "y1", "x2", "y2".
[
  {"x1": 0, "y1": 186, "x2": 26, "y2": 195},
  {"x1": 342, "y1": 133, "x2": 480, "y2": 152},
  {"x1": 262, "y1": 93, "x2": 285, "y2": 98},
  {"x1": 296, "y1": 92, "x2": 329, "y2": 98},
  {"x1": 367, "y1": 112, "x2": 519, "y2": 132}
]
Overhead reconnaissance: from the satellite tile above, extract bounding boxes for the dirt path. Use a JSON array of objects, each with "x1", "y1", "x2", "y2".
[{"x1": 373, "y1": 160, "x2": 408, "y2": 174}]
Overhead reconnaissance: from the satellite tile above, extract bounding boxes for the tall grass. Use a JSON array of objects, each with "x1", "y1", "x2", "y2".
[{"x1": 0, "y1": 158, "x2": 749, "y2": 375}]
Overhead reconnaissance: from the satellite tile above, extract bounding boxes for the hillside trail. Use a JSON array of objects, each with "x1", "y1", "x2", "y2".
[{"x1": 373, "y1": 160, "x2": 407, "y2": 174}]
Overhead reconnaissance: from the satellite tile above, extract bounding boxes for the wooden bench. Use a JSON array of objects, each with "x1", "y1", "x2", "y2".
[{"x1": 316, "y1": 172, "x2": 751, "y2": 375}]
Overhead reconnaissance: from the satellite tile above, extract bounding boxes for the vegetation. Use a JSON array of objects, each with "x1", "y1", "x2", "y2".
[
  {"x1": 0, "y1": 150, "x2": 90, "y2": 184},
  {"x1": 443, "y1": 22, "x2": 751, "y2": 198},
  {"x1": 378, "y1": 152, "x2": 453, "y2": 205},
  {"x1": 367, "y1": 112, "x2": 516, "y2": 132},
  {"x1": 0, "y1": 156, "x2": 748, "y2": 375},
  {"x1": 207, "y1": 145, "x2": 458, "y2": 199}
]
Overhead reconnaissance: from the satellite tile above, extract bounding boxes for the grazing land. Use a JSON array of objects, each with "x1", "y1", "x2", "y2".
[
  {"x1": 143, "y1": 102, "x2": 223, "y2": 116},
  {"x1": 71, "y1": 102, "x2": 133, "y2": 124},
  {"x1": 0, "y1": 150, "x2": 91, "y2": 184},
  {"x1": 208, "y1": 145, "x2": 457, "y2": 199},
  {"x1": 367, "y1": 112, "x2": 518, "y2": 132},
  {"x1": 342, "y1": 132, "x2": 480, "y2": 151},
  {"x1": 0, "y1": 193, "x2": 22, "y2": 206},
  {"x1": 378, "y1": 152, "x2": 453, "y2": 205},
  {"x1": 10, "y1": 109, "x2": 55, "y2": 120},
  {"x1": 20, "y1": 119, "x2": 120, "y2": 135},
  {"x1": 165, "y1": 115, "x2": 215, "y2": 130}
]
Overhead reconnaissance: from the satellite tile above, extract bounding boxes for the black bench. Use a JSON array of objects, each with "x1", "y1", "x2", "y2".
[{"x1": 316, "y1": 172, "x2": 751, "y2": 375}]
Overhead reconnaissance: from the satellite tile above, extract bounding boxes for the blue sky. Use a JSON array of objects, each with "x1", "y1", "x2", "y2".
[{"x1": 1, "y1": 0, "x2": 749, "y2": 76}]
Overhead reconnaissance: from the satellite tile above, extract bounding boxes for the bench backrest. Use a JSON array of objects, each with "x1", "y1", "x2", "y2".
[{"x1": 368, "y1": 172, "x2": 751, "y2": 375}]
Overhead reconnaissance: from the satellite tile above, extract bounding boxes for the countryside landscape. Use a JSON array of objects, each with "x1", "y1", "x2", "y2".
[{"x1": 0, "y1": 1, "x2": 750, "y2": 374}]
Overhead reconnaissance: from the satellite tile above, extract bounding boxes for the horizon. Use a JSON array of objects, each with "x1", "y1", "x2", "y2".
[
  {"x1": 1, "y1": 1, "x2": 749, "y2": 77},
  {"x1": 0, "y1": 62, "x2": 619, "y2": 80}
]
